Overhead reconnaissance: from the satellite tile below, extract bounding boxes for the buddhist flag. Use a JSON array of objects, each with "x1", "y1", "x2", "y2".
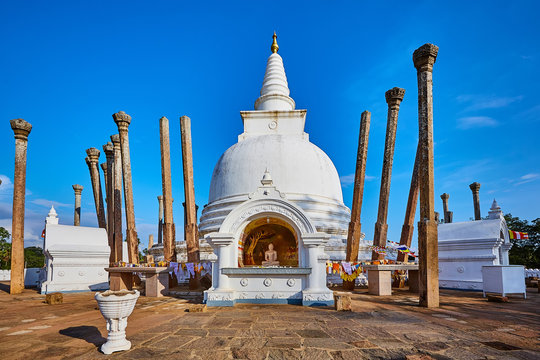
[{"x1": 508, "y1": 230, "x2": 529, "y2": 240}]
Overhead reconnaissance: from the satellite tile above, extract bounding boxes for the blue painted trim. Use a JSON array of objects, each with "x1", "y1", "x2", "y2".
[
  {"x1": 235, "y1": 298, "x2": 302, "y2": 305},
  {"x1": 205, "y1": 298, "x2": 303, "y2": 307},
  {"x1": 206, "y1": 300, "x2": 234, "y2": 307},
  {"x1": 41, "y1": 287, "x2": 109, "y2": 294},
  {"x1": 302, "y1": 300, "x2": 334, "y2": 307},
  {"x1": 439, "y1": 287, "x2": 482, "y2": 292}
]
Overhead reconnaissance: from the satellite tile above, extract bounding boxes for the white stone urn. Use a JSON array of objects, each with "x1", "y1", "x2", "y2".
[{"x1": 95, "y1": 289, "x2": 140, "y2": 355}]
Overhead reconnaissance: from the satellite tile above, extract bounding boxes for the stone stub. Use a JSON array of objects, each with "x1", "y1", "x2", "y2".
[{"x1": 46, "y1": 292, "x2": 63, "y2": 305}]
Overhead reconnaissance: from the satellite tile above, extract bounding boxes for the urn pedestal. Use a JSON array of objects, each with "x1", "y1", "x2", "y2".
[{"x1": 95, "y1": 289, "x2": 140, "y2": 354}]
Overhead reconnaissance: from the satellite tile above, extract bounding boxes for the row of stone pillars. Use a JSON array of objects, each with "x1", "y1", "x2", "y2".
[
  {"x1": 345, "y1": 43, "x2": 440, "y2": 307},
  {"x1": 81, "y1": 112, "x2": 138, "y2": 264},
  {"x1": 79, "y1": 111, "x2": 200, "y2": 273}
]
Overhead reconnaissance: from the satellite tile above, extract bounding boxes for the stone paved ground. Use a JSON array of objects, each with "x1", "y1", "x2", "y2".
[{"x1": 0, "y1": 283, "x2": 539, "y2": 359}]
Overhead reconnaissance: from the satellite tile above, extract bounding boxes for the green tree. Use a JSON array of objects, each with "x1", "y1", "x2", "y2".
[
  {"x1": 0, "y1": 227, "x2": 45, "y2": 269},
  {"x1": 505, "y1": 214, "x2": 540, "y2": 268},
  {"x1": 24, "y1": 246, "x2": 44, "y2": 268},
  {"x1": 0, "y1": 227, "x2": 11, "y2": 270}
]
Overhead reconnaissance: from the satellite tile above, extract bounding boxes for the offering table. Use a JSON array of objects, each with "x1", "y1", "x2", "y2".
[
  {"x1": 362, "y1": 264, "x2": 419, "y2": 296},
  {"x1": 106, "y1": 267, "x2": 171, "y2": 297}
]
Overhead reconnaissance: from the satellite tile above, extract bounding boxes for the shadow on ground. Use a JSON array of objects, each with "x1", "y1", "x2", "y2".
[{"x1": 59, "y1": 326, "x2": 106, "y2": 347}]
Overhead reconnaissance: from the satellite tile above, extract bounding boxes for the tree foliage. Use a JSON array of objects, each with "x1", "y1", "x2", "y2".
[
  {"x1": 0, "y1": 227, "x2": 11, "y2": 270},
  {"x1": 505, "y1": 214, "x2": 540, "y2": 268},
  {"x1": 0, "y1": 227, "x2": 45, "y2": 270}
]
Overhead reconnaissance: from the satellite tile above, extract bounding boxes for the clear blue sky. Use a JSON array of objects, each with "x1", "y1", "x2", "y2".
[{"x1": 1, "y1": 1, "x2": 539, "y2": 250}]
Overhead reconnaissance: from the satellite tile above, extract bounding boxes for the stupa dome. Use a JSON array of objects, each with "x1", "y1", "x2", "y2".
[{"x1": 208, "y1": 135, "x2": 343, "y2": 203}]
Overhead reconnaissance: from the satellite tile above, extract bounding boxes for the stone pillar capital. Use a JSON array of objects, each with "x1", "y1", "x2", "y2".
[
  {"x1": 413, "y1": 43, "x2": 439, "y2": 71},
  {"x1": 385, "y1": 87, "x2": 405, "y2": 106},
  {"x1": 469, "y1": 182, "x2": 481, "y2": 193},
  {"x1": 102, "y1": 142, "x2": 114, "y2": 158},
  {"x1": 100, "y1": 162, "x2": 107, "y2": 172},
  {"x1": 72, "y1": 184, "x2": 83, "y2": 194},
  {"x1": 110, "y1": 134, "x2": 121, "y2": 148},
  {"x1": 10, "y1": 119, "x2": 32, "y2": 140},
  {"x1": 158, "y1": 195, "x2": 163, "y2": 201},
  {"x1": 440, "y1": 193, "x2": 449, "y2": 201},
  {"x1": 113, "y1": 111, "x2": 131, "y2": 131},
  {"x1": 86, "y1": 148, "x2": 100, "y2": 164}
]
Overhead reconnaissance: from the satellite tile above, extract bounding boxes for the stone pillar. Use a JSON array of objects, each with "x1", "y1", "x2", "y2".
[
  {"x1": 113, "y1": 111, "x2": 139, "y2": 264},
  {"x1": 397, "y1": 144, "x2": 420, "y2": 262},
  {"x1": 469, "y1": 182, "x2": 481, "y2": 220},
  {"x1": 180, "y1": 116, "x2": 200, "y2": 263},
  {"x1": 85, "y1": 148, "x2": 107, "y2": 229},
  {"x1": 100, "y1": 163, "x2": 108, "y2": 192},
  {"x1": 159, "y1": 117, "x2": 176, "y2": 262},
  {"x1": 183, "y1": 202, "x2": 199, "y2": 240},
  {"x1": 148, "y1": 234, "x2": 154, "y2": 249},
  {"x1": 440, "y1": 193, "x2": 453, "y2": 223},
  {"x1": 372, "y1": 87, "x2": 405, "y2": 261},
  {"x1": 103, "y1": 142, "x2": 116, "y2": 264},
  {"x1": 110, "y1": 134, "x2": 123, "y2": 263},
  {"x1": 414, "y1": 43, "x2": 439, "y2": 308},
  {"x1": 157, "y1": 196, "x2": 163, "y2": 245},
  {"x1": 9, "y1": 119, "x2": 32, "y2": 295},
  {"x1": 344, "y1": 110, "x2": 371, "y2": 290},
  {"x1": 72, "y1": 184, "x2": 83, "y2": 226}
]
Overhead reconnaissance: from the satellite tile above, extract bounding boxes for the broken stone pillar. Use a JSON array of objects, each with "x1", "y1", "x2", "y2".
[
  {"x1": 9, "y1": 119, "x2": 32, "y2": 295},
  {"x1": 110, "y1": 134, "x2": 123, "y2": 262},
  {"x1": 113, "y1": 111, "x2": 139, "y2": 264},
  {"x1": 343, "y1": 110, "x2": 371, "y2": 290},
  {"x1": 414, "y1": 43, "x2": 439, "y2": 308},
  {"x1": 159, "y1": 116, "x2": 176, "y2": 262},
  {"x1": 372, "y1": 87, "x2": 405, "y2": 261},
  {"x1": 145, "y1": 234, "x2": 155, "y2": 263},
  {"x1": 469, "y1": 182, "x2": 482, "y2": 220},
  {"x1": 157, "y1": 195, "x2": 163, "y2": 245},
  {"x1": 86, "y1": 148, "x2": 107, "y2": 229},
  {"x1": 397, "y1": 144, "x2": 420, "y2": 263},
  {"x1": 72, "y1": 184, "x2": 83, "y2": 226},
  {"x1": 440, "y1": 193, "x2": 453, "y2": 223},
  {"x1": 180, "y1": 116, "x2": 200, "y2": 263},
  {"x1": 103, "y1": 142, "x2": 116, "y2": 264}
]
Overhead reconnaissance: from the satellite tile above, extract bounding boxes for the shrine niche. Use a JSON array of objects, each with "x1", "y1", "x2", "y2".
[{"x1": 239, "y1": 217, "x2": 298, "y2": 267}]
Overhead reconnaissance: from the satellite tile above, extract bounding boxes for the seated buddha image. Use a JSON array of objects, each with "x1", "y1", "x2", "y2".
[{"x1": 262, "y1": 243, "x2": 279, "y2": 266}]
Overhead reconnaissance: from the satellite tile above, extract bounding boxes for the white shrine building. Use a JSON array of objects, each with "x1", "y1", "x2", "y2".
[
  {"x1": 200, "y1": 34, "x2": 358, "y2": 306},
  {"x1": 438, "y1": 199, "x2": 514, "y2": 291}
]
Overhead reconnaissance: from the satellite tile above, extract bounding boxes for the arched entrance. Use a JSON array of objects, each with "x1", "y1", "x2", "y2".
[{"x1": 239, "y1": 217, "x2": 298, "y2": 267}]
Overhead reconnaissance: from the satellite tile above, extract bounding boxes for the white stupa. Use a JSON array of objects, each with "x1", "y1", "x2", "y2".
[
  {"x1": 202, "y1": 34, "x2": 365, "y2": 307},
  {"x1": 199, "y1": 33, "x2": 351, "y2": 240}
]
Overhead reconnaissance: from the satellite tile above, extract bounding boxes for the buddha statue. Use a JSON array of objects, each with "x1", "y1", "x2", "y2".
[{"x1": 262, "y1": 243, "x2": 279, "y2": 266}]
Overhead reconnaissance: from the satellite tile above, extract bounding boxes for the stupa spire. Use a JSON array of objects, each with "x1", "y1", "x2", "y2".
[
  {"x1": 254, "y1": 32, "x2": 295, "y2": 111},
  {"x1": 271, "y1": 31, "x2": 279, "y2": 53}
]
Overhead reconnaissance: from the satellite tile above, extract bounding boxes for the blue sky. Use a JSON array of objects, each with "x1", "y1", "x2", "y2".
[{"x1": 0, "y1": 1, "x2": 539, "y2": 251}]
